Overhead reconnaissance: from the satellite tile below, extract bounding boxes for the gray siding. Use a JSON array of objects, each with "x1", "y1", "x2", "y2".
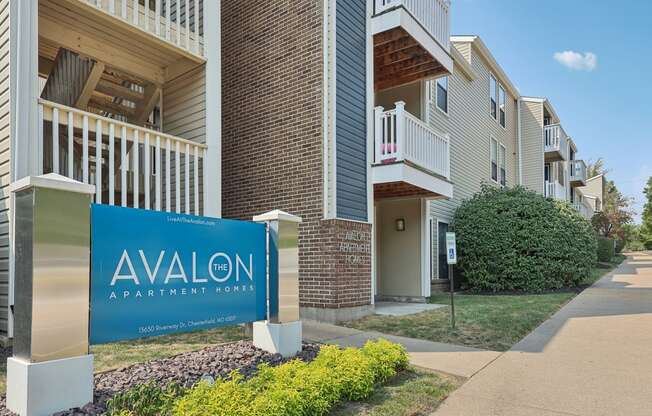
[
  {"x1": 335, "y1": 0, "x2": 367, "y2": 221},
  {"x1": 0, "y1": 0, "x2": 9, "y2": 337}
]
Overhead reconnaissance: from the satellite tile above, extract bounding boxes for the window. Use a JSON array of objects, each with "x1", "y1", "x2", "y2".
[
  {"x1": 490, "y1": 75, "x2": 497, "y2": 119},
  {"x1": 499, "y1": 144, "x2": 506, "y2": 186},
  {"x1": 436, "y1": 76, "x2": 448, "y2": 114},
  {"x1": 499, "y1": 85, "x2": 506, "y2": 127},
  {"x1": 490, "y1": 138, "x2": 498, "y2": 182}
]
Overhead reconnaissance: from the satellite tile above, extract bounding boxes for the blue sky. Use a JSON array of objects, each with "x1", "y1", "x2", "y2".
[{"x1": 451, "y1": 0, "x2": 652, "y2": 222}]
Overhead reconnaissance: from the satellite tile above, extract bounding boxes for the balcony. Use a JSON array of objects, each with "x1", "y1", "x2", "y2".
[
  {"x1": 372, "y1": 0, "x2": 453, "y2": 91},
  {"x1": 40, "y1": 0, "x2": 206, "y2": 85},
  {"x1": 569, "y1": 160, "x2": 587, "y2": 187},
  {"x1": 544, "y1": 124, "x2": 569, "y2": 162},
  {"x1": 373, "y1": 102, "x2": 452, "y2": 200},
  {"x1": 573, "y1": 201, "x2": 593, "y2": 219},
  {"x1": 38, "y1": 99, "x2": 207, "y2": 214},
  {"x1": 545, "y1": 181, "x2": 567, "y2": 201}
]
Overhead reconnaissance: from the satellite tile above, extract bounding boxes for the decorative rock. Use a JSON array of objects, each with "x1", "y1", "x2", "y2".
[{"x1": 0, "y1": 342, "x2": 320, "y2": 416}]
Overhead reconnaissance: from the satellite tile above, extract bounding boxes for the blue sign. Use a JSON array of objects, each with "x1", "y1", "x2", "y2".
[{"x1": 90, "y1": 205, "x2": 267, "y2": 344}]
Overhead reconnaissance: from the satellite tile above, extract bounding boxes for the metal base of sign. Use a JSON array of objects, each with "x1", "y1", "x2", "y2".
[
  {"x1": 7, "y1": 355, "x2": 94, "y2": 416},
  {"x1": 253, "y1": 320, "x2": 302, "y2": 358}
]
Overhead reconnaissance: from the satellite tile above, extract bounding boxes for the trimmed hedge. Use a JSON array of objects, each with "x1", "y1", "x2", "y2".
[
  {"x1": 453, "y1": 185, "x2": 597, "y2": 292},
  {"x1": 107, "y1": 340, "x2": 408, "y2": 416},
  {"x1": 596, "y1": 237, "x2": 615, "y2": 262}
]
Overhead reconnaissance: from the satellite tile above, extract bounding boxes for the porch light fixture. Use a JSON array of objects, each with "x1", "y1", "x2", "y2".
[{"x1": 395, "y1": 218, "x2": 406, "y2": 232}]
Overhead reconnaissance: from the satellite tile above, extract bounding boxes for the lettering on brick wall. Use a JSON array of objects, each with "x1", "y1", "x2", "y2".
[{"x1": 339, "y1": 230, "x2": 371, "y2": 265}]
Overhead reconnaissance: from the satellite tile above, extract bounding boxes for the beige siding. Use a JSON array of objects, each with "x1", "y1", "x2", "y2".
[
  {"x1": 427, "y1": 41, "x2": 519, "y2": 279},
  {"x1": 520, "y1": 100, "x2": 544, "y2": 193},
  {"x1": 162, "y1": 65, "x2": 206, "y2": 214},
  {"x1": 0, "y1": 0, "x2": 9, "y2": 336}
]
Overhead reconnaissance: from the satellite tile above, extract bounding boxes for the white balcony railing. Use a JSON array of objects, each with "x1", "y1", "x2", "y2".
[
  {"x1": 374, "y1": 0, "x2": 451, "y2": 50},
  {"x1": 83, "y1": 0, "x2": 204, "y2": 57},
  {"x1": 544, "y1": 124, "x2": 569, "y2": 160},
  {"x1": 570, "y1": 160, "x2": 587, "y2": 184},
  {"x1": 573, "y1": 202, "x2": 593, "y2": 219},
  {"x1": 374, "y1": 102, "x2": 450, "y2": 179},
  {"x1": 545, "y1": 180, "x2": 567, "y2": 201},
  {"x1": 38, "y1": 99, "x2": 206, "y2": 214}
]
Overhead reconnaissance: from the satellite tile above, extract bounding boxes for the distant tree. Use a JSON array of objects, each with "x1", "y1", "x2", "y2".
[
  {"x1": 592, "y1": 180, "x2": 635, "y2": 240},
  {"x1": 586, "y1": 158, "x2": 608, "y2": 178},
  {"x1": 641, "y1": 177, "x2": 652, "y2": 244}
]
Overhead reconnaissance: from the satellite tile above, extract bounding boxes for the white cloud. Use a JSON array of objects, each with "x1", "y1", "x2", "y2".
[{"x1": 553, "y1": 51, "x2": 598, "y2": 71}]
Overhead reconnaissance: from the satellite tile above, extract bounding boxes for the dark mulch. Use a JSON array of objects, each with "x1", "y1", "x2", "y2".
[{"x1": 0, "y1": 341, "x2": 320, "y2": 416}]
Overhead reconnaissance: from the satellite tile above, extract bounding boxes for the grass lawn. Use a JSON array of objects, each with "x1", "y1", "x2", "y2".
[
  {"x1": 346, "y1": 258, "x2": 626, "y2": 352},
  {"x1": 0, "y1": 326, "x2": 245, "y2": 395},
  {"x1": 332, "y1": 369, "x2": 460, "y2": 416}
]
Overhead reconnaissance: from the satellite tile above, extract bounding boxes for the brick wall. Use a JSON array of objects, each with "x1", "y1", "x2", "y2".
[{"x1": 221, "y1": 0, "x2": 371, "y2": 311}]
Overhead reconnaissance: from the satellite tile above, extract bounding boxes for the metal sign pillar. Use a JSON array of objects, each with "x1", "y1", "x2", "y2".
[{"x1": 7, "y1": 174, "x2": 95, "y2": 416}]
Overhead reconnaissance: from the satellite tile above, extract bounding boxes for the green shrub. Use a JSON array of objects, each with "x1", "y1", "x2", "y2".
[
  {"x1": 171, "y1": 339, "x2": 408, "y2": 416},
  {"x1": 106, "y1": 382, "x2": 185, "y2": 416},
  {"x1": 597, "y1": 237, "x2": 615, "y2": 262},
  {"x1": 453, "y1": 185, "x2": 597, "y2": 292}
]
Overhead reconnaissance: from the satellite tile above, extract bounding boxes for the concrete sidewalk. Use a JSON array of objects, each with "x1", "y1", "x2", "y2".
[
  {"x1": 434, "y1": 252, "x2": 652, "y2": 416},
  {"x1": 303, "y1": 320, "x2": 501, "y2": 378}
]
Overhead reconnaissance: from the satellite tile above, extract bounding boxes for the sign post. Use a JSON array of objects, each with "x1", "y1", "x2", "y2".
[{"x1": 445, "y1": 232, "x2": 457, "y2": 329}]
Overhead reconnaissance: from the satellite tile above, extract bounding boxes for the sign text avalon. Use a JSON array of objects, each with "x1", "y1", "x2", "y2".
[{"x1": 90, "y1": 205, "x2": 267, "y2": 344}]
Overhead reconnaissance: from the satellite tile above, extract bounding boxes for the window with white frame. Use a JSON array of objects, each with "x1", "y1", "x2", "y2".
[
  {"x1": 436, "y1": 76, "x2": 448, "y2": 114},
  {"x1": 499, "y1": 84, "x2": 506, "y2": 127},
  {"x1": 490, "y1": 75, "x2": 497, "y2": 119},
  {"x1": 490, "y1": 137, "x2": 498, "y2": 182},
  {"x1": 499, "y1": 144, "x2": 506, "y2": 186}
]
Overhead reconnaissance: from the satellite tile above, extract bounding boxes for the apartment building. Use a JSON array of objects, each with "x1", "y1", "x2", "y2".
[
  {"x1": 1, "y1": 0, "x2": 220, "y2": 343},
  {"x1": 222, "y1": 0, "x2": 454, "y2": 320}
]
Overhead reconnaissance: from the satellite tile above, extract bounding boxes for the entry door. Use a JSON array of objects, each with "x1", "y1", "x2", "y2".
[{"x1": 438, "y1": 222, "x2": 449, "y2": 280}]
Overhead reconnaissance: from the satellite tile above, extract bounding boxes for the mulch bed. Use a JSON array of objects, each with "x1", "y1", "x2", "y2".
[{"x1": 0, "y1": 341, "x2": 320, "y2": 416}]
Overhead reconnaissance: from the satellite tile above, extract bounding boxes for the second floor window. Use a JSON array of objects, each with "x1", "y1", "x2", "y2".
[
  {"x1": 499, "y1": 85, "x2": 506, "y2": 127},
  {"x1": 499, "y1": 144, "x2": 506, "y2": 186},
  {"x1": 436, "y1": 76, "x2": 448, "y2": 114},
  {"x1": 490, "y1": 75, "x2": 497, "y2": 119},
  {"x1": 491, "y1": 138, "x2": 498, "y2": 182}
]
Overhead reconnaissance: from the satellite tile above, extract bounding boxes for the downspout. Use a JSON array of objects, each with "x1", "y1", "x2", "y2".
[
  {"x1": 322, "y1": 0, "x2": 330, "y2": 218},
  {"x1": 517, "y1": 97, "x2": 523, "y2": 185}
]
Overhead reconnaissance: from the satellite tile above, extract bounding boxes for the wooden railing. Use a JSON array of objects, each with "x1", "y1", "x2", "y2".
[
  {"x1": 39, "y1": 99, "x2": 207, "y2": 215},
  {"x1": 545, "y1": 180, "x2": 566, "y2": 201},
  {"x1": 544, "y1": 124, "x2": 569, "y2": 160},
  {"x1": 374, "y1": 0, "x2": 451, "y2": 50},
  {"x1": 570, "y1": 159, "x2": 587, "y2": 183},
  {"x1": 83, "y1": 0, "x2": 204, "y2": 57},
  {"x1": 374, "y1": 102, "x2": 450, "y2": 179}
]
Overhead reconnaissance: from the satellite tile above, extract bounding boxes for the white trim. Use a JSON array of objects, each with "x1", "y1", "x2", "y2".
[
  {"x1": 372, "y1": 163, "x2": 454, "y2": 198},
  {"x1": 203, "y1": 0, "x2": 221, "y2": 217},
  {"x1": 329, "y1": 0, "x2": 338, "y2": 218},
  {"x1": 366, "y1": 0, "x2": 375, "y2": 304},
  {"x1": 517, "y1": 97, "x2": 523, "y2": 185}
]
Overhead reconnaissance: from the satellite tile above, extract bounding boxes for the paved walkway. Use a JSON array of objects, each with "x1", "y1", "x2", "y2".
[
  {"x1": 434, "y1": 252, "x2": 652, "y2": 416},
  {"x1": 303, "y1": 320, "x2": 500, "y2": 378}
]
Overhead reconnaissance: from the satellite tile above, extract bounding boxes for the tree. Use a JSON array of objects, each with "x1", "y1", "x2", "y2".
[
  {"x1": 592, "y1": 179, "x2": 635, "y2": 240},
  {"x1": 641, "y1": 177, "x2": 652, "y2": 245},
  {"x1": 586, "y1": 158, "x2": 608, "y2": 178}
]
